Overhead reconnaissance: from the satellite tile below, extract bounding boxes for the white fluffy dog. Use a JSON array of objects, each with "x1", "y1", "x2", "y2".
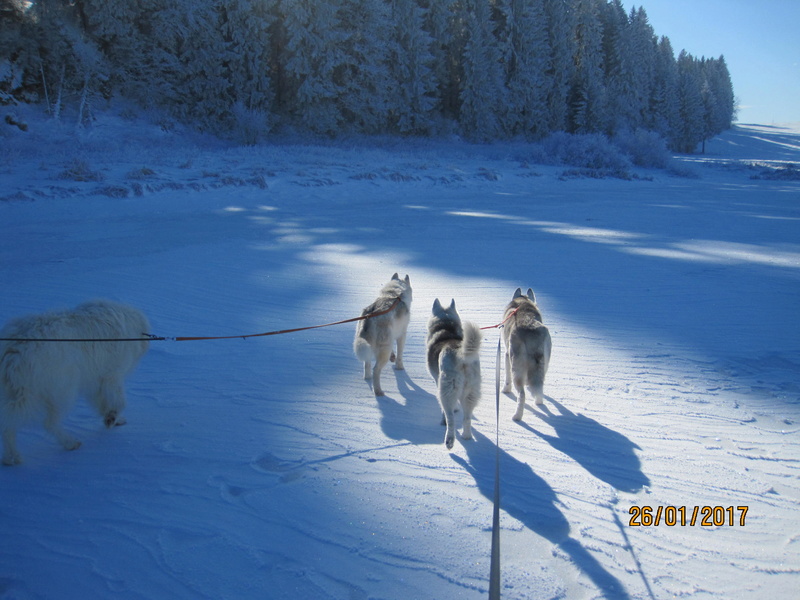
[{"x1": 0, "y1": 300, "x2": 150, "y2": 465}]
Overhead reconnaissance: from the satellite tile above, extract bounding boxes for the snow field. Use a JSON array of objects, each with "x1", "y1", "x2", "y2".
[{"x1": 1, "y1": 116, "x2": 799, "y2": 599}]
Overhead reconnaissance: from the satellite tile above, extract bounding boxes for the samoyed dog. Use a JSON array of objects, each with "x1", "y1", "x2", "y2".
[
  {"x1": 0, "y1": 300, "x2": 150, "y2": 465},
  {"x1": 353, "y1": 273, "x2": 412, "y2": 396},
  {"x1": 426, "y1": 299, "x2": 482, "y2": 449}
]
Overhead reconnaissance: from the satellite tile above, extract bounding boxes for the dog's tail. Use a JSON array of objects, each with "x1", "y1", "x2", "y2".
[
  {"x1": 458, "y1": 321, "x2": 482, "y2": 363},
  {"x1": 353, "y1": 331, "x2": 375, "y2": 363},
  {"x1": 523, "y1": 329, "x2": 551, "y2": 398}
]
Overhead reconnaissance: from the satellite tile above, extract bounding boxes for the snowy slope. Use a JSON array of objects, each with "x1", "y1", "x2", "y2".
[{"x1": 1, "y1": 113, "x2": 799, "y2": 600}]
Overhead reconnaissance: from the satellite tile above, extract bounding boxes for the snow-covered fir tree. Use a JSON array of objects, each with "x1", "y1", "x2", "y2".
[
  {"x1": 674, "y1": 49, "x2": 705, "y2": 152},
  {"x1": 276, "y1": 0, "x2": 351, "y2": 134},
  {"x1": 505, "y1": 0, "x2": 551, "y2": 138},
  {"x1": 389, "y1": 0, "x2": 439, "y2": 135},
  {"x1": 459, "y1": 0, "x2": 508, "y2": 140},
  {"x1": 569, "y1": 0, "x2": 608, "y2": 133},
  {"x1": 335, "y1": 0, "x2": 396, "y2": 134},
  {"x1": 543, "y1": 0, "x2": 575, "y2": 133},
  {"x1": 650, "y1": 35, "x2": 681, "y2": 142}
]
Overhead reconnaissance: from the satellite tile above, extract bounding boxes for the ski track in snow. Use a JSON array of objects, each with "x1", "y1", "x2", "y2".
[{"x1": 1, "y1": 117, "x2": 799, "y2": 600}]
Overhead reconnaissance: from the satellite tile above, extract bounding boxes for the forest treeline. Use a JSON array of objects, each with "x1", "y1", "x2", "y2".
[{"x1": 1, "y1": 0, "x2": 735, "y2": 151}]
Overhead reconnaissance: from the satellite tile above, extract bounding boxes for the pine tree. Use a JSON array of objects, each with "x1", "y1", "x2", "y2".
[
  {"x1": 506, "y1": 0, "x2": 551, "y2": 138},
  {"x1": 171, "y1": 1, "x2": 232, "y2": 130},
  {"x1": 389, "y1": 0, "x2": 439, "y2": 135},
  {"x1": 603, "y1": 4, "x2": 656, "y2": 134},
  {"x1": 336, "y1": 0, "x2": 395, "y2": 134},
  {"x1": 277, "y1": 0, "x2": 349, "y2": 134},
  {"x1": 674, "y1": 50, "x2": 704, "y2": 152},
  {"x1": 220, "y1": 0, "x2": 276, "y2": 115},
  {"x1": 425, "y1": 0, "x2": 465, "y2": 127},
  {"x1": 459, "y1": 0, "x2": 507, "y2": 140},
  {"x1": 543, "y1": 0, "x2": 573, "y2": 133},
  {"x1": 569, "y1": 0, "x2": 607, "y2": 133},
  {"x1": 650, "y1": 35, "x2": 680, "y2": 143},
  {"x1": 704, "y1": 56, "x2": 735, "y2": 135}
]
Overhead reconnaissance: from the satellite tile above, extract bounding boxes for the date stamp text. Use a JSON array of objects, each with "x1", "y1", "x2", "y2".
[{"x1": 629, "y1": 505, "x2": 749, "y2": 527}]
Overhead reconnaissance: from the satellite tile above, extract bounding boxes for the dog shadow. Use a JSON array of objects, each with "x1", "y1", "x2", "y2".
[
  {"x1": 452, "y1": 432, "x2": 631, "y2": 600},
  {"x1": 374, "y1": 369, "x2": 442, "y2": 445},
  {"x1": 518, "y1": 398, "x2": 650, "y2": 493}
]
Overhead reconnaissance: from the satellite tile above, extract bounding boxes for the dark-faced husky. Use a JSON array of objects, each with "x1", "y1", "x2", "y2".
[
  {"x1": 426, "y1": 299, "x2": 482, "y2": 449},
  {"x1": 502, "y1": 288, "x2": 552, "y2": 421},
  {"x1": 353, "y1": 274, "x2": 412, "y2": 396}
]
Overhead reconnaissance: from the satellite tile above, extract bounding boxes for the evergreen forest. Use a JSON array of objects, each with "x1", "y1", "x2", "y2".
[{"x1": 1, "y1": 0, "x2": 736, "y2": 152}]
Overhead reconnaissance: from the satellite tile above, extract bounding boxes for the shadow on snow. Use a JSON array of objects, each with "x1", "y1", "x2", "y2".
[
  {"x1": 452, "y1": 431, "x2": 632, "y2": 600},
  {"x1": 518, "y1": 398, "x2": 650, "y2": 493}
]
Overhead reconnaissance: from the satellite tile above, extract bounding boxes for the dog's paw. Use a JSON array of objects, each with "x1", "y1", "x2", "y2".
[
  {"x1": 512, "y1": 411, "x2": 524, "y2": 422},
  {"x1": 104, "y1": 411, "x2": 126, "y2": 428},
  {"x1": 534, "y1": 397, "x2": 544, "y2": 406},
  {"x1": 2, "y1": 451, "x2": 22, "y2": 466},
  {"x1": 393, "y1": 363, "x2": 405, "y2": 371},
  {"x1": 374, "y1": 389, "x2": 386, "y2": 397},
  {"x1": 389, "y1": 351, "x2": 396, "y2": 363},
  {"x1": 445, "y1": 434, "x2": 455, "y2": 450},
  {"x1": 502, "y1": 384, "x2": 512, "y2": 394}
]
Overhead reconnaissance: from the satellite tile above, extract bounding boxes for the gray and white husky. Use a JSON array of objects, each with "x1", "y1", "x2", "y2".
[
  {"x1": 502, "y1": 288, "x2": 552, "y2": 421},
  {"x1": 353, "y1": 273, "x2": 412, "y2": 396},
  {"x1": 426, "y1": 299, "x2": 482, "y2": 449},
  {"x1": 0, "y1": 300, "x2": 150, "y2": 465}
]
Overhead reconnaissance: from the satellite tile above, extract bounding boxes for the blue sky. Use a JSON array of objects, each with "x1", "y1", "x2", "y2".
[{"x1": 639, "y1": 0, "x2": 800, "y2": 124}]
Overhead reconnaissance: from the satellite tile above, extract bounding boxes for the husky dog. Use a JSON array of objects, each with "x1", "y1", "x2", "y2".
[
  {"x1": 426, "y1": 299, "x2": 482, "y2": 449},
  {"x1": 353, "y1": 274, "x2": 412, "y2": 396},
  {"x1": 502, "y1": 288, "x2": 552, "y2": 421},
  {"x1": 0, "y1": 300, "x2": 150, "y2": 465}
]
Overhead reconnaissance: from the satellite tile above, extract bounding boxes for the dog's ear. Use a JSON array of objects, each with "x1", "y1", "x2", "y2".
[
  {"x1": 448, "y1": 299, "x2": 456, "y2": 311},
  {"x1": 527, "y1": 288, "x2": 536, "y2": 302},
  {"x1": 392, "y1": 273, "x2": 399, "y2": 280},
  {"x1": 432, "y1": 298, "x2": 442, "y2": 313},
  {"x1": 513, "y1": 287, "x2": 523, "y2": 299},
  {"x1": 404, "y1": 274, "x2": 410, "y2": 284}
]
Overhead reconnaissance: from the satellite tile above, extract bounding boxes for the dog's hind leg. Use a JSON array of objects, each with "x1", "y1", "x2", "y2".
[
  {"x1": 461, "y1": 393, "x2": 478, "y2": 441},
  {"x1": 42, "y1": 399, "x2": 81, "y2": 451},
  {"x1": 527, "y1": 355, "x2": 547, "y2": 407},
  {"x1": 461, "y1": 366, "x2": 481, "y2": 440},
  {"x1": 502, "y1": 349, "x2": 513, "y2": 393},
  {"x1": 511, "y1": 361, "x2": 527, "y2": 421},
  {"x1": 438, "y1": 378, "x2": 459, "y2": 449},
  {"x1": 393, "y1": 332, "x2": 406, "y2": 371},
  {"x1": 372, "y1": 346, "x2": 392, "y2": 396},
  {"x1": 93, "y1": 378, "x2": 128, "y2": 428},
  {"x1": 2, "y1": 428, "x2": 22, "y2": 466},
  {"x1": 363, "y1": 361, "x2": 372, "y2": 380}
]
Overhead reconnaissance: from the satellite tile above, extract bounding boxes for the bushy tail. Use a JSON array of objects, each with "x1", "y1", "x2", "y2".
[
  {"x1": 458, "y1": 322, "x2": 482, "y2": 363},
  {"x1": 353, "y1": 335, "x2": 374, "y2": 362},
  {"x1": 524, "y1": 333, "x2": 551, "y2": 400}
]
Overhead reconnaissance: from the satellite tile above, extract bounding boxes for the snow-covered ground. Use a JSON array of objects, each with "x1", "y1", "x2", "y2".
[{"x1": 1, "y1": 110, "x2": 799, "y2": 600}]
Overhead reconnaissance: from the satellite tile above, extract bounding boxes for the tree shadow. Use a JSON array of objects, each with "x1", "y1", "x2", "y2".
[
  {"x1": 452, "y1": 432, "x2": 631, "y2": 600},
  {"x1": 518, "y1": 399, "x2": 650, "y2": 493},
  {"x1": 374, "y1": 369, "x2": 442, "y2": 445}
]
